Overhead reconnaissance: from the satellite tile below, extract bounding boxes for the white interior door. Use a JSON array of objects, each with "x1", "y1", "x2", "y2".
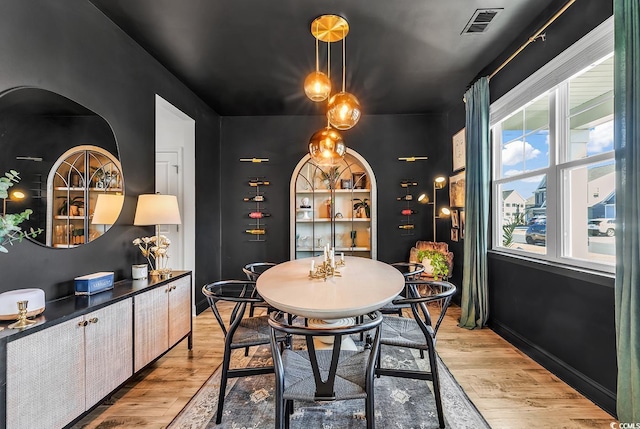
[{"x1": 156, "y1": 151, "x2": 183, "y2": 269}]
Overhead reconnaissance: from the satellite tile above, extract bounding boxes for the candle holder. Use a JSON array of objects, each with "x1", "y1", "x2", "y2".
[
  {"x1": 8, "y1": 300, "x2": 37, "y2": 330},
  {"x1": 309, "y1": 257, "x2": 345, "y2": 281}
]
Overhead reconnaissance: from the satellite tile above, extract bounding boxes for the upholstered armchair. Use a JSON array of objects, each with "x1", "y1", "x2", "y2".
[{"x1": 409, "y1": 241, "x2": 454, "y2": 279}]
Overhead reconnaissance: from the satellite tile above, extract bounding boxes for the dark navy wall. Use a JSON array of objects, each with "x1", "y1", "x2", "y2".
[
  {"x1": 449, "y1": 0, "x2": 616, "y2": 415},
  {"x1": 0, "y1": 1, "x2": 221, "y2": 307},
  {"x1": 219, "y1": 114, "x2": 451, "y2": 279}
]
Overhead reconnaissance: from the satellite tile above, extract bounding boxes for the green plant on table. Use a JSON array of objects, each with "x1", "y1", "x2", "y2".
[
  {"x1": 0, "y1": 170, "x2": 42, "y2": 253},
  {"x1": 416, "y1": 249, "x2": 450, "y2": 280}
]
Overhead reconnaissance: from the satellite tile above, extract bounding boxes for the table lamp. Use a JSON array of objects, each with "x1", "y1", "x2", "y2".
[
  {"x1": 92, "y1": 194, "x2": 124, "y2": 225},
  {"x1": 133, "y1": 194, "x2": 182, "y2": 275}
]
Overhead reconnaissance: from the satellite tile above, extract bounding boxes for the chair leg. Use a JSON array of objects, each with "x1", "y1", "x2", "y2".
[
  {"x1": 375, "y1": 345, "x2": 382, "y2": 378},
  {"x1": 285, "y1": 400, "x2": 293, "y2": 429},
  {"x1": 366, "y1": 391, "x2": 375, "y2": 429},
  {"x1": 428, "y1": 346, "x2": 445, "y2": 429},
  {"x1": 215, "y1": 346, "x2": 233, "y2": 424}
]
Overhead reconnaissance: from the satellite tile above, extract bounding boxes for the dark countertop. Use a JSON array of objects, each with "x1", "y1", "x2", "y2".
[{"x1": 0, "y1": 271, "x2": 190, "y2": 342}]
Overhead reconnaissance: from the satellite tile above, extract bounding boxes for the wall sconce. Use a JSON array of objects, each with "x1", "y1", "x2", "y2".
[{"x1": 417, "y1": 176, "x2": 450, "y2": 242}]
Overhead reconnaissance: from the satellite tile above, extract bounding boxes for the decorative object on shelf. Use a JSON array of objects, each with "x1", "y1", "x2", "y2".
[
  {"x1": 350, "y1": 230, "x2": 357, "y2": 247},
  {"x1": 398, "y1": 156, "x2": 429, "y2": 162},
  {"x1": 1, "y1": 170, "x2": 42, "y2": 253},
  {"x1": 340, "y1": 178, "x2": 352, "y2": 189},
  {"x1": 0, "y1": 288, "x2": 45, "y2": 320},
  {"x1": 417, "y1": 176, "x2": 451, "y2": 242},
  {"x1": 239, "y1": 158, "x2": 269, "y2": 163},
  {"x1": 245, "y1": 177, "x2": 268, "y2": 241},
  {"x1": 133, "y1": 193, "x2": 182, "y2": 277},
  {"x1": 300, "y1": 197, "x2": 311, "y2": 208},
  {"x1": 7, "y1": 300, "x2": 37, "y2": 330},
  {"x1": 352, "y1": 198, "x2": 370, "y2": 218},
  {"x1": 320, "y1": 166, "x2": 341, "y2": 189},
  {"x1": 352, "y1": 172, "x2": 367, "y2": 189},
  {"x1": 452, "y1": 128, "x2": 466, "y2": 172},
  {"x1": 132, "y1": 263, "x2": 148, "y2": 280}
]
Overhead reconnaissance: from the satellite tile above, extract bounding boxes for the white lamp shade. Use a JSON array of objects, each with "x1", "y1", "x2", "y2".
[
  {"x1": 134, "y1": 194, "x2": 182, "y2": 226},
  {"x1": 91, "y1": 194, "x2": 124, "y2": 225}
]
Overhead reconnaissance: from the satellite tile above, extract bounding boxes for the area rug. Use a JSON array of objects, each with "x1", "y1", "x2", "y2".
[{"x1": 169, "y1": 342, "x2": 490, "y2": 429}]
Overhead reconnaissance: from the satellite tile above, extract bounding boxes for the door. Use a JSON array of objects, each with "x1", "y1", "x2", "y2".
[{"x1": 156, "y1": 150, "x2": 183, "y2": 269}]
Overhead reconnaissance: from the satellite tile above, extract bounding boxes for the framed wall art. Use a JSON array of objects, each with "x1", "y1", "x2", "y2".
[
  {"x1": 452, "y1": 128, "x2": 465, "y2": 172},
  {"x1": 449, "y1": 171, "x2": 465, "y2": 208}
]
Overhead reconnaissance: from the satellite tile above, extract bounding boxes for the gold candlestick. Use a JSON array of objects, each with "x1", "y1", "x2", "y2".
[{"x1": 8, "y1": 300, "x2": 37, "y2": 329}]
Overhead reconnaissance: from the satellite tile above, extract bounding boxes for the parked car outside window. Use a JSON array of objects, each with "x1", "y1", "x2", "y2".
[
  {"x1": 588, "y1": 218, "x2": 615, "y2": 237},
  {"x1": 525, "y1": 222, "x2": 546, "y2": 244}
]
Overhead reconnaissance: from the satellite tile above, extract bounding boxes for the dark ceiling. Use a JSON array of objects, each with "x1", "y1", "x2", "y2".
[{"x1": 88, "y1": 0, "x2": 565, "y2": 116}]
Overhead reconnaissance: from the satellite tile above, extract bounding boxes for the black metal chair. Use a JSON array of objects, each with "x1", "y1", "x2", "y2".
[
  {"x1": 202, "y1": 280, "x2": 287, "y2": 424},
  {"x1": 268, "y1": 311, "x2": 383, "y2": 429},
  {"x1": 375, "y1": 280, "x2": 456, "y2": 429},
  {"x1": 379, "y1": 262, "x2": 425, "y2": 316},
  {"x1": 242, "y1": 262, "x2": 277, "y2": 317}
]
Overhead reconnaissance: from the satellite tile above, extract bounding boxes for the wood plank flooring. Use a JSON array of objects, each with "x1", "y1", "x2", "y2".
[{"x1": 74, "y1": 304, "x2": 616, "y2": 429}]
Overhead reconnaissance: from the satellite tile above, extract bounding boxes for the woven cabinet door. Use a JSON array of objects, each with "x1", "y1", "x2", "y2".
[
  {"x1": 168, "y1": 276, "x2": 191, "y2": 348},
  {"x1": 84, "y1": 298, "x2": 133, "y2": 408},
  {"x1": 6, "y1": 316, "x2": 86, "y2": 429},
  {"x1": 134, "y1": 285, "x2": 169, "y2": 372}
]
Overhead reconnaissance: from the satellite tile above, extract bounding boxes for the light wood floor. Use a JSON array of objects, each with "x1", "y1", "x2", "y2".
[{"x1": 75, "y1": 304, "x2": 615, "y2": 429}]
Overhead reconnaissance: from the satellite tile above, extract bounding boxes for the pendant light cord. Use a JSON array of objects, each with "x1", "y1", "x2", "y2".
[{"x1": 342, "y1": 27, "x2": 346, "y2": 91}]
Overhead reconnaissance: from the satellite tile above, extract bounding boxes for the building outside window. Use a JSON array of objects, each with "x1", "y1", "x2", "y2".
[{"x1": 490, "y1": 18, "x2": 614, "y2": 272}]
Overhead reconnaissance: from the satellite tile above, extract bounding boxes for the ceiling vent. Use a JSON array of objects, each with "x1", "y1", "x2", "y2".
[{"x1": 461, "y1": 8, "x2": 503, "y2": 35}]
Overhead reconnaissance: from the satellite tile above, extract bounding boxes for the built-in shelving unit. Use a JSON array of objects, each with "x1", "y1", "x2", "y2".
[
  {"x1": 290, "y1": 150, "x2": 377, "y2": 259},
  {"x1": 46, "y1": 145, "x2": 122, "y2": 247}
]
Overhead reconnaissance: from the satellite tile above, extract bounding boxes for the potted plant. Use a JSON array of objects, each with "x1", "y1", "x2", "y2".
[
  {"x1": 57, "y1": 196, "x2": 84, "y2": 216},
  {"x1": 416, "y1": 249, "x2": 450, "y2": 279},
  {"x1": 320, "y1": 166, "x2": 341, "y2": 189},
  {"x1": 352, "y1": 198, "x2": 370, "y2": 218}
]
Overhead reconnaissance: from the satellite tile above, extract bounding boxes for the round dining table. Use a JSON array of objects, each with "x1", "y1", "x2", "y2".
[{"x1": 256, "y1": 256, "x2": 405, "y2": 320}]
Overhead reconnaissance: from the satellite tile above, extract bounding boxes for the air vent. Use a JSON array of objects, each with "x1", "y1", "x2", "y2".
[{"x1": 461, "y1": 8, "x2": 503, "y2": 35}]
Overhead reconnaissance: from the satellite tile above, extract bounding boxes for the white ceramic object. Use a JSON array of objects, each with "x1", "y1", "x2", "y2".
[
  {"x1": 132, "y1": 264, "x2": 148, "y2": 280},
  {"x1": 0, "y1": 288, "x2": 46, "y2": 320}
]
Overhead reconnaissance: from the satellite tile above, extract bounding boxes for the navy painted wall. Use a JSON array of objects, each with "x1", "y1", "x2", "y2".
[
  {"x1": 453, "y1": 0, "x2": 617, "y2": 415},
  {"x1": 219, "y1": 113, "x2": 452, "y2": 279},
  {"x1": 0, "y1": 1, "x2": 221, "y2": 308}
]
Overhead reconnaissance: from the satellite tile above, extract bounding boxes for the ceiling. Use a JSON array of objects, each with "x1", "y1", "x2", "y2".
[{"x1": 88, "y1": 0, "x2": 566, "y2": 116}]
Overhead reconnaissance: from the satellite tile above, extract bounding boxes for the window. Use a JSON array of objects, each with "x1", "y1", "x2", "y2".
[{"x1": 490, "y1": 17, "x2": 614, "y2": 272}]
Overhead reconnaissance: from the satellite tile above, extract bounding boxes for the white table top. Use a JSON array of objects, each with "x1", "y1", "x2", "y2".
[{"x1": 256, "y1": 256, "x2": 404, "y2": 319}]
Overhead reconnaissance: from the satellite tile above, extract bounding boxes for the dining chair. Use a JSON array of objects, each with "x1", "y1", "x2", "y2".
[
  {"x1": 268, "y1": 310, "x2": 383, "y2": 429},
  {"x1": 202, "y1": 280, "x2": 287, "y2": 424},
  {"x1": 379, "y1": 262, "x2": 425, "y2": 316},
  {"x1": 375, "y1": 280, "x2": 456, "y2": 429},
  {"x1": 242, "y1": 262, "x2": 277, "y2": 317}
]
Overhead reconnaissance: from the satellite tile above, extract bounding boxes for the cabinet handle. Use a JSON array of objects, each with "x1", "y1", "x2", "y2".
[
  {"x1": 89, "y1": 317, "x2": 99, "y2": 324},
  {"x1": 78, "y1": 320, "x2": 88, "y2": 327},
  {"x1": 171, "y1": 285, "x2": 177, "y2": 291},
  {"x1": 165, "y1": 287, "x2": 170, "y2": 293}
]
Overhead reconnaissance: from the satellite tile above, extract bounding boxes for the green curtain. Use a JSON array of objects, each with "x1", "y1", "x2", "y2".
[
  {"x1": 459, "y1": 77, "x2": 490, "y2": 329},
  {"x1": 614, "y1": 0, "x2": 640, "y2": 421}
]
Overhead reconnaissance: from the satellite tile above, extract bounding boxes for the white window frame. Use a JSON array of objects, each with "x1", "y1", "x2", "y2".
[{"x1": 490, "y1": 17, "x2": 614, "y2": 273}]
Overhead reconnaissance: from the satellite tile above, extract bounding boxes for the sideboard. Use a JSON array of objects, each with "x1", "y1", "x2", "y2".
[{"x1": 0, "y1": 271, "x2": 192, "y2": 429}]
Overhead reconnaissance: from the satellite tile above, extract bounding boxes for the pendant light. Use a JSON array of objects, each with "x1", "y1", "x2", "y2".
[
  {"x1": 304, "y1": 20, "x2": 331, "y2": 102},
  {"x1": 326, "y1": 26, "x2": 361, "y2": 130},
  {"x1": 308, "y1": 124, "x2": 346, "y2": 166}
]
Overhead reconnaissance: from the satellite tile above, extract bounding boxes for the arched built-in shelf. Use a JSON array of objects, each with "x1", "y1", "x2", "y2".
[{"x1": 290, "y1": 150, "x2": 377, "y2": 259}]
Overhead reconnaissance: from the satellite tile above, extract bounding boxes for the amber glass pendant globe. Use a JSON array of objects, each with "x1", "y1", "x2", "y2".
[
  {"x1": 327, "y1": 91, "x2": 361, "y2": 130},
  {"x1": 308, "y1": 127, "x2": 346, "y2": 165},
  {"x1": 304, "y1": 71, "x2": 332, "y2": 102}
]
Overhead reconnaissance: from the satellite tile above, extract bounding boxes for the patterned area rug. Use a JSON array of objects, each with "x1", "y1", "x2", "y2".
[{"x1": 169, "y1": 342, "x2": 490, "y2": 429}]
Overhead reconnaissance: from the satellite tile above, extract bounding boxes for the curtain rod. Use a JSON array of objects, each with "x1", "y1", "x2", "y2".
[{"x1": 488, "y1": 0, "x2": 577, "y2": 80}]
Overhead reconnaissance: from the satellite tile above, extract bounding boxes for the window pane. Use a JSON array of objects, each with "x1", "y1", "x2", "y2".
[
  {"x1": 497, "y1": 175, "x2": 546, "y2": 255},
  {"x1": 500, "y1": 95, "x2": 550, "y2": 177},
  {"x1": 567, "y1": 56, "x2": 614, "y2": 161},
  {"x1": 563, "y1": 160, "x2": 615, "y2": 265}
]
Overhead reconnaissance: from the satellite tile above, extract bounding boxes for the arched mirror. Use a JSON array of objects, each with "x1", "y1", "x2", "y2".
[{"x1": 0, "y1": 87, "x2": 123, "y2": 247}]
